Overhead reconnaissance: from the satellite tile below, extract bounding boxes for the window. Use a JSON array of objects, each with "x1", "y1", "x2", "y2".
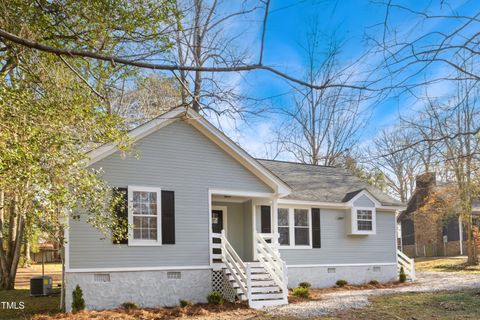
[
  {"x1": 277, "y1": 207, "x2": 311, "y2": 248},
  {"x1": 128, "y1": 186, "x2": 161, "y2": 245},
  {"x1": 349, "y1": 206, "x2": 376, "y2": 235},
  {"x1": 357, "y1": 209, "x2": 373, "y2": 231},
  {"x1": 278, "y1": 208, "x2": 290, "y2": 246},
  {"x1": 294, "y1": 209, "x2": 309, "y2": 245}
]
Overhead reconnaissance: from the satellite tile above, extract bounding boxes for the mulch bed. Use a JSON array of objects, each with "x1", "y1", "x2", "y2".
[
  {"x1": 288, "y1": 281, "x2": 412, "y2": 303},
  {"x1": 32, "y1": 302, "x2": 259, "y2": 320}
]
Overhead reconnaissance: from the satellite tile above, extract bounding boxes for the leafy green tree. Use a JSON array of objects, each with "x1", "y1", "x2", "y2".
[{"x1": 0, "y1": 0, "x2": 177, "y2": 293}]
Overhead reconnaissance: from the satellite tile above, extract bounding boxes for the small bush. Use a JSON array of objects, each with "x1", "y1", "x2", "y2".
[
  {"x1": 298, "y1": 281, "x2": 311, "y2": 289},
  {"x1": 207, "y1": 291, "x2": 224, "y2": 305},
  {"x1": 121, "y1": 302, "x2": 138, "y2": 310},
  {"x1": 399, "y1": 266, "x2": 407, "y2": 283},
  {"x1": 292, "y1": 286, "x2": 309, "y2": 298},
  {"x1": 71, "y1": 284, "x2": 85, "y2": 312},
  {"x1": 179, "y1": 299, "x2": 193, "y2": 307},
  {"x1": 336, "y1": 280, "x2": 348, "y2": 287},
  {"x1": 369, "y1": 280, "x2": 380, "y2": 286}
]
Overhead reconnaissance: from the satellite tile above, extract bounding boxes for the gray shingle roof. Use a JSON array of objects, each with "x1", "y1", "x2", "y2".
[{"x1": 257, "y1": 159, "x2": 403, "y2": 207}]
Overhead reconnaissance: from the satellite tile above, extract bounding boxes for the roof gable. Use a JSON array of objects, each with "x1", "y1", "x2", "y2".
[{"x1": 87, "y1": 107, "x2": 291, "y2": 196}]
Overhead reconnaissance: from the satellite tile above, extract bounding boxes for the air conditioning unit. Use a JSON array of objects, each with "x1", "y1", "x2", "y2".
[{"x1": 30, "y1": 276, "x2": 52, "y2": 296}]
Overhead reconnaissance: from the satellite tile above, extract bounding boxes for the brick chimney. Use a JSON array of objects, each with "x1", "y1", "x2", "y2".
[{"x1": 416, "y1": 172, "x2": 436, "y2": 189}]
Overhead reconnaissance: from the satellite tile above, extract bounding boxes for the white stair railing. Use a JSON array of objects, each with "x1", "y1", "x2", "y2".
[
  {"x1": 255, "y1": 232, "x2": 288, "y2": 300},
  {"x1": 218, "y1": 230, "x2": 248, "y2": 297},
  {"x1": 397, "y1": 249, "x2": 416, "y2": 281}
]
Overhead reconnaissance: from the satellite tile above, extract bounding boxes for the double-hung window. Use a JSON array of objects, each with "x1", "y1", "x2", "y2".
[
  {"x1": 277, "y1": 207, "x2": 311, "y2": 248},
  {"x1": 128, "y1": 186, "x2": 162, "y2": 245},
  {"x1": 357, "y1": 209, "x2": 373, "y2": 231},
  {"x1": 349, "y1": 207, "x2": 376, "y2": 235}
]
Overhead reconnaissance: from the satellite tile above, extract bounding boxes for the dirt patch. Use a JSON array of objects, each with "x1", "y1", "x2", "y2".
[{"x1": 32, "y1": 302, "x2": 260, "y2": 320}]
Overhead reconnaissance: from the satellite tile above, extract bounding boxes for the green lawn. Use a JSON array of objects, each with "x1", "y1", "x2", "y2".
[
  {"x1": 321, "y1": 290, "x2": 480, "y2": 320},
  {"x1": 415, "y1": 257, "x2": 480, "y2": 274},
  {"x1": 257, "y1": 291, "x2": 480, "y2": 320},
  {"x1": 0, "y1": 289, "x2": 60, "y2": 320}
]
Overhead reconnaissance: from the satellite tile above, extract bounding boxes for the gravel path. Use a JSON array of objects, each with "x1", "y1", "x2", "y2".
[{"x1": 267, "y1": 272, "x2": 480, "y2": 318}]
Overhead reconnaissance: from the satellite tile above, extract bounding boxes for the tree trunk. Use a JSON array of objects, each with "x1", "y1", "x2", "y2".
[
  {"x1": 23, "y1": 238, "x2": 31, "y2": 267},
  {"x1": 465, "y1": 214, "x2": 478, "y2": 265},
  {"x1": 0, "y1": 194, "x2": 26, "y2": 290}
]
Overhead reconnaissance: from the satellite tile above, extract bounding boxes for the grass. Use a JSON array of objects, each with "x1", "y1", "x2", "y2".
[
  {"x1": 15, "y1": 263, "x2": 62, "y2": 289},
  {"x1": 258, "y1": 290, "x2": 480, "y2": 320},
  {"x1": 320, "y1": 290, "x2": 480, "y2": 320},
  {"x1": 416, "y1": 257, "x2": 480, "y2": 274},
  {"x1": 0, "y1": 289, "x2": 60, "y2": 320}
]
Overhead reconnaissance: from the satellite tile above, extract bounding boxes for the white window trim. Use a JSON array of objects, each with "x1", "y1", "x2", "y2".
[
  {"x1": 351, "y1": 206, "x2": 376, "y2": 235},
  {"x1": 277, "y1": 207, "x2": 312, "y2": 249},
  {"x1": 128, "y1": 186, "x2": 162, "y2": 246}
]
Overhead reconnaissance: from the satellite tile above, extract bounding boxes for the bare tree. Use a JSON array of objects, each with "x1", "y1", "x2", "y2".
[
  {"x1": 111, "y1": 75, "x2": 182, "y2": 129},
  {"x1": 418, "y1": 76, "x2": 480, "y2": 264},
  {"x1": 275, "y1": 25, "x2": 369, "y2": 166},
  {"x1": 368, "y1": 129, "x2": 421, "y2": 203}
]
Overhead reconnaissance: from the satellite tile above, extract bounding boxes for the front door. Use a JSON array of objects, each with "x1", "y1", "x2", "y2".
[{"x1": 212, "y1": 209, "x2": 224, "y2": 261}]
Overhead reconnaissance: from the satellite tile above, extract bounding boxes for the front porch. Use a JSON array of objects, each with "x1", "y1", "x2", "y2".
[
  {"x1": 208, "y1": 191, "x2": 288, "y2": 308},
  {"x1": 210, "y1": 192, "x2": 277, "y2": 262}
]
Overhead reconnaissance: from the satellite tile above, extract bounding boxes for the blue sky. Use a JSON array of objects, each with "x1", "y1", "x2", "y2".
[{"x1": 207, "y1": 0, "x2": 478, "y2": 158}]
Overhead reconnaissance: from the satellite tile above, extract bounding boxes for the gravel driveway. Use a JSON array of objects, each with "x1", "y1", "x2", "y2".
[{"x1": 267, "y1": 272, "x2": 480, "y2": 318}]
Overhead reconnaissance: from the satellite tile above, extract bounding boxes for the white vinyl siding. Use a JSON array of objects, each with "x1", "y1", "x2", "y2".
[
  {"x1": 280, "y1": 209, "x2": 396, "y2": 264},
  {"x1": 69, "y1": 121, "x2": 272, "y2": 269}
]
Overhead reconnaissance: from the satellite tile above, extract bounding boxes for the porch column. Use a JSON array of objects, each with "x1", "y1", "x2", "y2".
[{"x1": 272, "y1": 197, "x2": 279, "y2": 247}]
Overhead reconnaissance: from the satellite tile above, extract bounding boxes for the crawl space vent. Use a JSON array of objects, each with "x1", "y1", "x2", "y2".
[
  {"x1": 94, "y1": 273, "x2": 110, "y2": 282},
  {"x1": 167, "y1": 271, "x2": 182, "y2": 280},
  {"x1": 373, "y1": 266, "x2": 381, "y2": 272},
  {"x1": 327, "y1": 268, "x2": 336, "y2": 274}
]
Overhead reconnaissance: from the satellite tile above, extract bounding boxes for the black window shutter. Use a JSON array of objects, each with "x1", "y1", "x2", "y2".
[
  {"x1": 312, "y1": 208, "x2": 321, "y2": 248},
  {"x1": 162, "y1": 190, "x2": 175, "y2": 244},
  {"x1": 260, "y1": 205, "x2": 272, "y2": 233},
  {"x1": 112, "y1": 187, "x2": 128, "y2": 244}
]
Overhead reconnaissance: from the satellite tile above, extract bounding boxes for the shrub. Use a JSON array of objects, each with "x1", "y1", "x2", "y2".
[
  {"x1": 121, "y1": 302, "x2": 138, "y2": 309},
  {"x1": 179, "y1": 299, "x2": 193, "y2": 307},
  {"x1": 399, "y1": 267, "x2": 407, "y2": 283},
  {"x1": 336, "y1": 280, "x2": 348, "y2": 287},
  {"x1": 71, "y1": 284, "x2": 85, "y2": 312},
  {"x1": 298, "y1": 281, "x2": 311, "y2": 289},
  {"x1": 207, "y1": 291, "x2": 224, "y2": 305},
  {"x1": 369, "y1": 280, "x2": 380, "y2": 286},
  {"x1": 291, "y1": 286, "x2": 309, "y2": 298}
]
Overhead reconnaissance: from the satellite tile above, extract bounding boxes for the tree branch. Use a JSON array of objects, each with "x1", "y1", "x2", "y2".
[{"x1": 0, "y1": 28, "x2": 371, "y2": 91}]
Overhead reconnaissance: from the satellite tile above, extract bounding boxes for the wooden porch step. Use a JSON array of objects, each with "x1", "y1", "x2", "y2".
[
  {"x1": 250, "y1": 273, "x2": 272, "y2": 280},
  {"x1": 250, "y1": 286, "x2": 282, "y2": 293},
  {"x1": 250, "y1": 292, "x2": 285, "y2": 300},
  {"x1": 251, "y1": 279, "x2": 276, "y2": 286},
  {"x1": 249, "y1": 298, "x2": 287, "y2": 309}
]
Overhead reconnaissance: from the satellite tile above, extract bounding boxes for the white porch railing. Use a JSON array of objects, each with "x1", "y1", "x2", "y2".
[
  {"x1": 397, "y1": 249, "x2": 416, "y2": 281},
  {"x1": 211, "y1": 230, "x2": 288, "y2": 307},
  {"x1": 255, "y1": 232, "x2": 288, "y2": 301},
  {"x1": 211, "y1": 231, "x2": 248, "y2": 298}
]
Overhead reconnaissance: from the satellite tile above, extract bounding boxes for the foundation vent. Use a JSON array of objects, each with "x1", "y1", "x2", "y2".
[
  {"x1": 327, "y1": 268, "x2": 336, "y2": 273},
  {"x1": 94, "y1": 273, "x2": 111, "y2": 282},
  {"x1": 373, "y1": 266, "x2": 381, "y2": 272},
  {"x1": 167, "y1": 271, "x2": 182, "y2": 280}
]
